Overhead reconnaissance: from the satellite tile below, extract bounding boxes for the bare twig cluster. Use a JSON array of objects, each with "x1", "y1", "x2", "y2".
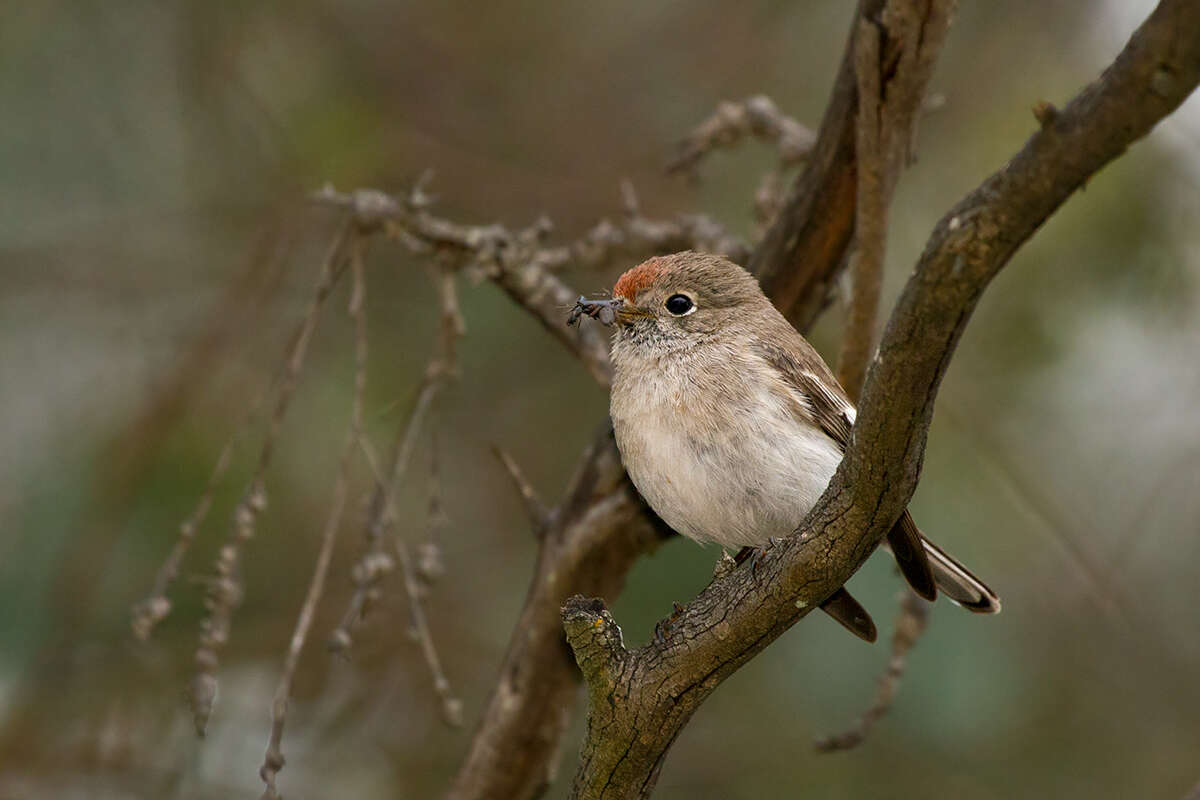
[
  {"x1": 312, "y1": 176, "x2": 750, "y2": 387},
  {"x1": 130, "y1": 396, "x2": 263, "y2": 642},
  {"x1": 667, "y1": 95, "x2": 816, "y2": 226},
  {"x1": 668, "y1": 94, "x2": 816, "y2": 174},
  {"x1": 328, "y1": 261, "x2": 464, "y2": 662},
  {"x1": 187, "y1": 222, "x2": 355, "y2": 736},
  {"x1": 259, "y1": 238, "x2": 371, "y2": 797}
]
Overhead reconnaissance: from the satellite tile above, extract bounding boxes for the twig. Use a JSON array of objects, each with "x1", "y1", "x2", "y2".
[
  {"x1": 189, "y1": 219, "x2": 353, "y2": 737},
  {"x1": 491, "y1": 445, "x2": 551, "y2": 537},
  {"x1": 815, "y1": 590, "x2": 929, "y2": 752},
  {"x1": 131, "y1": 383, "x2": 270, "y2": 641},
  {"x1": 330, "y1": 263, "x2": 464, "y2": 654},
  {"x1": 666, "y1": 95, "x2": 818, "y2": 230},
  {"x1": 667, "y1": 95, "x2": 816, "y2": 175},
  {"x1": 356, "y1": 434, "x2": 463, "y2": 727},
  {"x1": 416, "y1": 422, "x2": 448, "y2": 586},
  {"x1": 259, "y1": 236, "x2": 370, "y2": 798}
]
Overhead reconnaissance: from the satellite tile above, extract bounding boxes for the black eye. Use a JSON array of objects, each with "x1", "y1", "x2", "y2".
[{"x1": 664, "y1": 294, "x2": 695, "y2": 316}]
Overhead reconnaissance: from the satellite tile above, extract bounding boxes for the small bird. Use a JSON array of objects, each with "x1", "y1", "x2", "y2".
[{"x1": 570, "y1": 251, "x2": 999, "y2": 641}]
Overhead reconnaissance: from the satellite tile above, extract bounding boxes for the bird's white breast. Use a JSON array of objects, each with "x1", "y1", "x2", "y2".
[{"x1": 611, "y1": 354, "x2": 844, "y2": 550}]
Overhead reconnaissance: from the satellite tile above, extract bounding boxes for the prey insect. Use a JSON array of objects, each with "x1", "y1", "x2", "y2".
[{"x1": 566, "y1": 295, "x2": 622, "y2": 327}]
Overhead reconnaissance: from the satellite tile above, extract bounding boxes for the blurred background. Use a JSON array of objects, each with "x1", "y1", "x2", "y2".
[{"x1": 2, "y1": 1, "x2": 1198, "y2": 797}]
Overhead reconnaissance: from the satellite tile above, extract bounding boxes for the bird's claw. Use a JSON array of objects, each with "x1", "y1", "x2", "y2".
[{"x1": 734, "y1": 543, "x2": 776, "y2": 579}]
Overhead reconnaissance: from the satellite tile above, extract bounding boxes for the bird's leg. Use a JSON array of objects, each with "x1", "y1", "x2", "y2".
[{"x1": 734, "y1": 542, "x2": 778, "y2": 578}]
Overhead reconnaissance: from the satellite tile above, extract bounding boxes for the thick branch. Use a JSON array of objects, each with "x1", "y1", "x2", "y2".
[
  {"x1": 837, "y1": 1, "x2": 952, "y2": 400},
  {"x1": 566, "y1": 1, "x2": 1200, "y2": 795}
]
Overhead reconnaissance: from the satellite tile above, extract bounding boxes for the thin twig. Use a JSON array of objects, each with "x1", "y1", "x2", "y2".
[
  {"x1": 815, "y1": 590, "x2": 929, "y2": 752},
  {"x1": 259, "y1": 236, "x2": 370, "y2": 798},
  {"x1": 131, "y1": 382, "x2": 271, "y2": 640},
  {"x1": 330, "y1": 264, "x2": 464, "y2": 653},
  {"x1": 491, "y1": 445, "x2": 551, "y2": 537},
  {"x1": 189, "y1": 219, "x2": 353, "y2": 736},
  {"x1": 415, "y1": 421, "x2": 448, "y2": 586},
  {"x1": 667, "y1": 95, "x2": 816, "y2": 175},
  {"x1": 356, "y1": 435, "x2": 463, "y2": 727},
  {"x1": 666, "y1": 95, "x2": 818, "y2": 231}
]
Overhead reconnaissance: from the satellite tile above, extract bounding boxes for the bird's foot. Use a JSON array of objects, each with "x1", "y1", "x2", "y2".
[{"x1": 734, "y1": 541, "x2": 779, "y2": 578}]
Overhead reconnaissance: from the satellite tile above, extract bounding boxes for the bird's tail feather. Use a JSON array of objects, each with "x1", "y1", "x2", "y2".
[{"x1": 921, "y1": 534, "x2": 1002, "y2": 613}]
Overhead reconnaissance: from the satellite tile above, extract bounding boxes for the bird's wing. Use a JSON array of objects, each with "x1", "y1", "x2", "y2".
[
  {"x1": 755, "y1": 340, "x2": 938, "y2": 601},
  {"x1": 753, "y1": 340, "x2": 853, "y2": 447}
]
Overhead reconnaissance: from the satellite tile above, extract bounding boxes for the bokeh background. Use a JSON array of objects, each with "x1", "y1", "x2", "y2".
[{"x1": 2, "y1": 1, "x2": 1198, "y2": 798}]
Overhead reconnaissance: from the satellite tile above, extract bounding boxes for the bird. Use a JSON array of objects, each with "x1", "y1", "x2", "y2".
[{"x1": 569, "y1": 251, "x2": 999, "y2": 641}]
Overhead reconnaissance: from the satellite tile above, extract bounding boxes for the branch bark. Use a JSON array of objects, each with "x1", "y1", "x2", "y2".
[
  {"x1": 837, "y1": 0, "x2": 953, "y2": 400},
  {"x1": 565, "y1": 1, "x2": 1200, "y2": 795}
]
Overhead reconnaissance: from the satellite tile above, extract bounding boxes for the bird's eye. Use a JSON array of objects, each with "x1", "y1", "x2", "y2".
[{"x1": 664, "y1": 293, "x2": 696, "y2": 316}]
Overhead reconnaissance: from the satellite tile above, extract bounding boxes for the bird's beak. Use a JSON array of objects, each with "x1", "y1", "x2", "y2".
[{"x1": 566, "y1": 296, "x2": 648, "y2": 327}]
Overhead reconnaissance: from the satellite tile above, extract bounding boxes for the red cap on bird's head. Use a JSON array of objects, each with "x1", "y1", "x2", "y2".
[{"x1": 613, "y1": 257, "x2": 666, "y2": 303}]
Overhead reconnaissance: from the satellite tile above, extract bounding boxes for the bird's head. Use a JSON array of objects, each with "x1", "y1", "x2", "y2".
[{"x1": 570, "y1": 251, "x2": 769, "y2": 356}]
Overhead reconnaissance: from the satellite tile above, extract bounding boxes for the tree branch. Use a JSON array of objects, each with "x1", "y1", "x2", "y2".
[
  {"x1": 188, "y1": 220, "x2": 354, "y2": 736},
  {"x1": 565, "y1": 1, "x2": 1200, "y2": 795},
  {"x1": 837, "y1": 0, "x2": 953, "y2": 401},
  {"x1": 666, "y1": 94, "x2": 815, "y2": 176},
  {"x1": 260, "y1": 237, "x2": 371, "y2": 798}
]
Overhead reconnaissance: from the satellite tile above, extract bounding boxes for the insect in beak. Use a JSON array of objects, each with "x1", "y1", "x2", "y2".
[{"x1": 567, "y1": 296, "x2": 626, "y2": 327}]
